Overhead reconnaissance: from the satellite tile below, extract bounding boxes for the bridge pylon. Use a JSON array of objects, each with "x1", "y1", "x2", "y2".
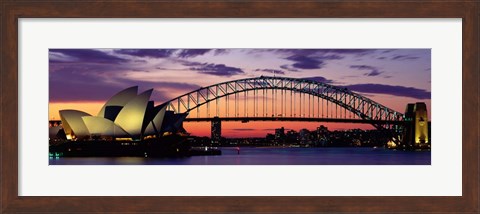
[{"x1": 398, "y1": 102, "x2": 430, "y2": 150}]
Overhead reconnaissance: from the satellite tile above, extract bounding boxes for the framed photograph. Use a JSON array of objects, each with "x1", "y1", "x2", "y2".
[{"x1": 1, "y1": 1, "x2": 478, "y2": 213}]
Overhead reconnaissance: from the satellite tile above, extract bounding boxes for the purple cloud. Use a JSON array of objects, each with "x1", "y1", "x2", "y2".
[
  {"x1": 280, "y1": 64, "x2": 300, "y2": 72},
  {"x1": 272, "y1": 49, "x2": 321, "y2": 56},
  {"x1": 254, "y1": 69, "x2": 285, "y2": 75},
  {"x1": 131, "y1": 69, "x2": 149, "y2": 72},
  {"x1": 350, "y1": 65, "x2": 377, "y2": 71},
  {"x1": 364, "y1": 70, "x2": 383, "y2": 76},
  {"x1": 149, "y1": 82, "x2": 200, "y2": 91},
  {"x1": 285, "y1": 55, "x2": 325, "y2": 69},
  {"x1": 49, "y1": 63, "x2": 201, "y2": 102},
  {"x1": 283, "y1": 54, "x2": 344, "y2": 70},
  {"x1": 49, "y1": 49, "x2": 128, "y2": 64},
  {"x1": 143, "y1": 82, "x2": 201, "y2": 102},
  {"x1": 50, "y1": 76, "x2": 200, "y2": 103},
  {"x1": 213, "y1": 49, "x2": 229, "y2": 55},
  {"x1": 317, "y1": 54, "x2": 344, "y2": 60},
  {"x1": 177, "y1": 49, "x2": 211, "y2": 58},
  {"x1": 274, "y1": 49, "x2": 376, "y2": 56},
  {"x1": 345, "y1": 84, "x2": 430, "y2": 99},
  {"x1": 303, "y1": 76, "x2": 334, "y2": 84},
  {"x1": 391, "y1": 55, "x2": 419, "y2": 60},
  {"x1": 114, "y1": 49, "x2": 175, "y2": 58},
  {"x1": 155, "y1": 66, "x2": 167, "y2": 70},
  {"x1": 350, "y1": 65, "x2": 383, "y2": 76},
  {"x1": 133, "y1": 59, "x2": 147, "y2": 63},
  {"x1": 181, "y1": 61, "x2": 203, "y2": 67},
  {"x1": 186, "y1": 62, "x2": 244, "y2": 77},
  {"x1": 49, "y1": 68, "x2": 130, "y2": 102},
  {"x1": 324, "y1": 49, "x2": 376, "y2": 55}
]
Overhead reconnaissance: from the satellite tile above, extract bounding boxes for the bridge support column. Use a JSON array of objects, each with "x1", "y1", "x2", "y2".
[
  {"x1": 211, "y1": 116, "x2": 221, "y2": 146},
  {"x1": 401, "y1": 102, "x2": 430, "y2": 150}
]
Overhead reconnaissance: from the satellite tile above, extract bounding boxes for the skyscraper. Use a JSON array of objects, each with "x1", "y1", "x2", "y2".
[
  {"x1": 274, "y1": 127, "x2": 285, "y2": 145},
  {"x1": 211, "y1": 116, "x2": 221, "y2": 145}
]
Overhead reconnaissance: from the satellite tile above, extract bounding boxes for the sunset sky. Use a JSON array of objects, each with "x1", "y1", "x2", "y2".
[{"x1": 49, "y1": 49, "x2": 431, "y2": 137}]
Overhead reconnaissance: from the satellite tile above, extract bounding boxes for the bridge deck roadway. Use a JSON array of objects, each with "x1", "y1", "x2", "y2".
[{"x1": 184, "y1": 117, "x2": 405, "y2": 124}]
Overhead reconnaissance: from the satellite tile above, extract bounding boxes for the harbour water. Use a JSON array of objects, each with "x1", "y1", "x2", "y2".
[{"x1": 49, "y1": 147, "x2": 431, "y2": 165}]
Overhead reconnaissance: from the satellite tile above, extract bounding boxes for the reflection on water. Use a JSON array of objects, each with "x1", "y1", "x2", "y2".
[{"x1": 49, "y1": 147, "x2": 431, "y2": 165}]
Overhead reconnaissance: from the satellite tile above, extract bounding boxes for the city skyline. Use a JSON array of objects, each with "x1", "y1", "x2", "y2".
[{"x1": 49, "y1": 49, "x2": 431, "y2": 138}]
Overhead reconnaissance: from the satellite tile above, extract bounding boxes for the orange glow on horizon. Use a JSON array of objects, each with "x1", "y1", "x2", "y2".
[
  {"x1": 49, "y1": 102, "x2": 104, "y2": 120},
  {"x1": 50, "y1": 102, "x2": 377, "y2": 138},
  {"x1": 184, "y1": 121, "x2": 374, "y2": 138},
  {"x1": 50, "y1": 93, "x2": 430, "y2": 139}
]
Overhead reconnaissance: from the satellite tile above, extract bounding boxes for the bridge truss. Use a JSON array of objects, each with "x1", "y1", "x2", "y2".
[{"x1": 165, "y1": 76, "x2": 404, "y2": 129}]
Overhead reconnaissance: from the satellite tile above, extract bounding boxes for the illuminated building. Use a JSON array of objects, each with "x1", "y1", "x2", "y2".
[
  {"x1": 59, "y1": 110, "x2": 91, "y2": 140},
  {"x1": 55, "y1": 86, "x2": 187, "y2": 141},
  {"x1": 211, "y1": 116, "x2": 221, "y2": 145},
  {"x1": 299, "y1": 128, "x2": 311, "y2": 145},
  {"x1": 274, "y1": 127, "x2": 285, "y2": 145},
  {"x1": 403, "y1": 104, "x2": 415, "y2": 145},
  {"x1": 413, "y1": 102, "x2": 429, "y2": 144},
  {"x1": 316, "y1": 125, "x2": 329, "y2": 146},
  {"x1": 403, "y1": 102, "x2": 430, "y2": 148}
]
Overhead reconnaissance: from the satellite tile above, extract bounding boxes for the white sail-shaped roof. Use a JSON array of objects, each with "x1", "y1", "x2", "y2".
[
  {"x1": 114, "y1": 89, "x2": 153, "y2": 137},
  {"x1": 59, "y1": 110, "x2": 91, "y2": 140},
  {"x1": 97, "y1": 86, "x2": 138, "y2": 118},
  {"x1": 144, "y1": 104, "x2": 167, "y2": 136},
  {"x1": 82, "y1": 116, "x2": 129, "y2": 137},
  {"x1": 57, "y1": 86, "x2": 189, "y2": 141}
]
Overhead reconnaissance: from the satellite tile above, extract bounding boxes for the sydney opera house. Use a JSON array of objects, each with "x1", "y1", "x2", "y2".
[{"x1": 50, "y1": 86, "x2": 187, "y2": 141}]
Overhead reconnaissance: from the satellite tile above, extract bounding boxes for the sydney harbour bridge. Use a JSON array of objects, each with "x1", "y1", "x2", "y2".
[
  {"x1": 163, "y1": 76, "x2": 429, "y2": 148},
  {"x1": 166, "y1": 76, "x2": 404, "y2": 128}
]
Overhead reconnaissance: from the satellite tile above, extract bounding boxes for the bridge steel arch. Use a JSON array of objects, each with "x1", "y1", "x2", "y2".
[{"x1": 165, "y1": 76, "x2": 404, "y2": 129}]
